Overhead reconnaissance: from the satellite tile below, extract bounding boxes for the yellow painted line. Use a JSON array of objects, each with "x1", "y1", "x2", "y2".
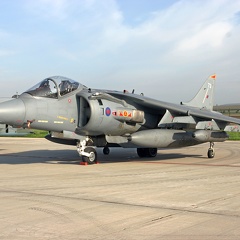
[{"x1": 57, "y1": 116, "x2": 69, "y2": 121}]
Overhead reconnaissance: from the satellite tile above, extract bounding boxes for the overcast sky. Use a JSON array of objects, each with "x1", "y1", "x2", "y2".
[{"x1": 0, "y1": 0, "x2": 240, "y2": 104}]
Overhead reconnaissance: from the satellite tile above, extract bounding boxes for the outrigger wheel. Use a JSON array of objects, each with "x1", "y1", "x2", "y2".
[{"x1": 207, "y1": 142, "x2": 215, "y2": 158}]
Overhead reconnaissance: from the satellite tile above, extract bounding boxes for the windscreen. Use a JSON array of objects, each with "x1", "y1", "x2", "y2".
[{"x1": 24, "y1": 76, "x2": 81, "y2": 98}]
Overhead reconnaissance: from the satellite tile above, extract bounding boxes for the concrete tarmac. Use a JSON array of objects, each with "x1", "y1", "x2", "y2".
[{"x1": 0, "y1": 137, "x2": 240, "y2": 240}]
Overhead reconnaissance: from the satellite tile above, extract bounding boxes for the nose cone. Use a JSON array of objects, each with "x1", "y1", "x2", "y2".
[{"x1": 0, "y1": 98, "x2": 26, "y2": 126}]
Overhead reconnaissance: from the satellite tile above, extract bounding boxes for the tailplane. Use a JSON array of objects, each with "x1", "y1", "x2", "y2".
[{"x1": 181, "y1": 74, "x2": 216, "y2": 111}]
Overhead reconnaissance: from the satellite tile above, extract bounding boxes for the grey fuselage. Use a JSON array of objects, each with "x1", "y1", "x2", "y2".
[{"x1": 0, "y1": 76, "x2": 230, "y2": 150}]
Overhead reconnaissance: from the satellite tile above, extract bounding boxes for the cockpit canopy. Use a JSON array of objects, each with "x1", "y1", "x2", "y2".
[{"x1": 24, "y1": 76, "x2": 84, "y2": 98}]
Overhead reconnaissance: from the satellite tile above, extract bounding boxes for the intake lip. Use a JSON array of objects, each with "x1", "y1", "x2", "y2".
[{"x1": 0, "y1": 98, "x2": 26, "y2": 126}]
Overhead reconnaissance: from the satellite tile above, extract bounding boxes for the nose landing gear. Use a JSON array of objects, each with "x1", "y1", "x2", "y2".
[{"x1": 77, "y1": 138, "x2": 98, "y2": 164}]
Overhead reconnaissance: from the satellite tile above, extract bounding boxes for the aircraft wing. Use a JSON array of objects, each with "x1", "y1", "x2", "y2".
[{"x1": 93, "y1": 90, "x2": 240, "y2": 127}]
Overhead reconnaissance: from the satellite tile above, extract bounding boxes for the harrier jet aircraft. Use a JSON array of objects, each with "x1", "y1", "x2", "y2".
[{"x1": 0, "y1": 74, "x2": 239, "y2": 164}]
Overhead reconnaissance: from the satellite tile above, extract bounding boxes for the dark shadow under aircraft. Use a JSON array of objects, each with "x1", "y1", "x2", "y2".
[{"x1": 0, "y1": 74, "x2": 239, "y2": 164}]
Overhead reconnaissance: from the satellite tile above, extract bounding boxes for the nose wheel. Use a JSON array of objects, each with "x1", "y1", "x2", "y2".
[
  {"x1": 82, "y1": 147, "x2": 97, "y2": 164},
  {"x1": 77, "y1": 139, "x2": 98, "y2": 164},
  {"x1": 207, "y1": 142, "x2": 215, "y2": 158}
]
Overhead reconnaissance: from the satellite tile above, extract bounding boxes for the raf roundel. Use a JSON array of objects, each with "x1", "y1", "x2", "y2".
[{"x1": 105, "y1": 107, "x2": 111, "y2": 116}]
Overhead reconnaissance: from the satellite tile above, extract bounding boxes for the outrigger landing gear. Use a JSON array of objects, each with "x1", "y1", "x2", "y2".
[
  {"x1": 207, "y1": 142, "x2": 215, "y2": 158},
  {"x1": 77, "y1": 138, "x2": 98, "y2": 164}
]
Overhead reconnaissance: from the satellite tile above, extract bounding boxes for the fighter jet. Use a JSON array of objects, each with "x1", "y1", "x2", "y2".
[{"x1": 0, "y1": 74, "x2": 239, "y2": 164}]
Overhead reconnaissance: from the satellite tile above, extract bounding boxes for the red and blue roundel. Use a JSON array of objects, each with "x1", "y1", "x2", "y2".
[{"x1": 105, "y1": 107, "x2": 111, "y2": 116}]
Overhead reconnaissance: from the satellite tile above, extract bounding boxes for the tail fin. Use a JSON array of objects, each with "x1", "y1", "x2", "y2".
[{"x1": 181, "y1": 74, "x2": 216, "y2": 111}]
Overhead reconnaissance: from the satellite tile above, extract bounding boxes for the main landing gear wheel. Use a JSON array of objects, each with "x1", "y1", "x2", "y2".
[
  {"x1": 137, "y1": 148, "x2": 158, "y2": 158},
  {"x1": 207, "y1": 142, "x2": 215, "y2": 158},
  {"x1": 147, "y1": 148, "x2": 158, "y2": 157},
  {"x1": 82, "y1": 147, "x2": 97, "y2": 164},
  {"x1": 137, "y1": 148, "x2": 146, "y2": 158},
  {"x1": 103, "y1": 147, "x2": 110, "y2": 155}
]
